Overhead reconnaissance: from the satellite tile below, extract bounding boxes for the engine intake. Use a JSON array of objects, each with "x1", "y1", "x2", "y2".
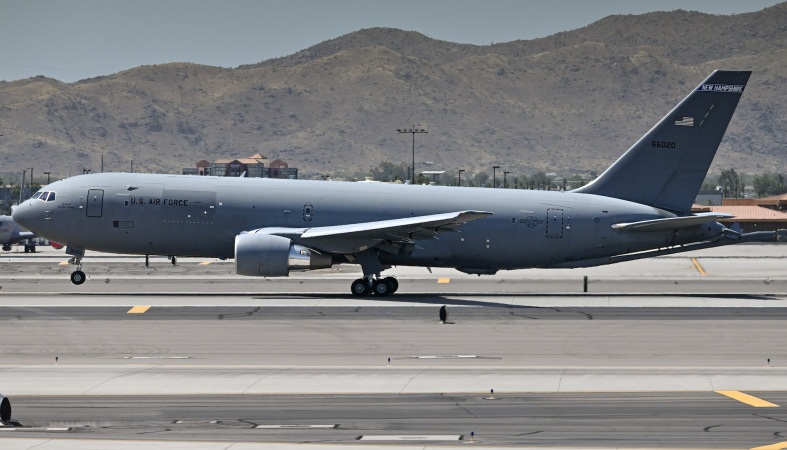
[{"x1": 235, "y1": 233, "x2": 332, "y2": 277}]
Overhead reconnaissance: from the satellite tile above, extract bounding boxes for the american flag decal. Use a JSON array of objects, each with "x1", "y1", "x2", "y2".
[{"x1": 675, "y1": 116, "x2": 694, "y2": 127}]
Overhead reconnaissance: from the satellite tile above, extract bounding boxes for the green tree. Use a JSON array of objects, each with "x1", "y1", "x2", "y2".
[
  {"x1": 701, "y1": 173, "x2": 718, "y2": 190},
  {"x1": 10, "y1": 184, "x2": 20, "y2": 204},
  {"x1": 718, "y1": 168, "x2": 744, "y2": 199},
  {"x1": 753, "y1": 172, "x2": 785, "y2": 198},
  {"x1": 474, "y1": 171, "x2": 489, "y2": 187},
  {"x1": 530, "y1": 172, "x2": 550, "y2": 190},
  {"x1": 369, "y1": 161, "x2": 407, "y2": 182},
  {"x1": 566, "y1": 174, "x2": 587, "y2": 189}
]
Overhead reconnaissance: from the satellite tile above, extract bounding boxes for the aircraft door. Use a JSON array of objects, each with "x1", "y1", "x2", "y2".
[
  {"x1": 546, "y1": 208, "x2": 563, "y2": 238},
  {"x1": 86, "y1": 189, "x2": 104, "y2": 218}
]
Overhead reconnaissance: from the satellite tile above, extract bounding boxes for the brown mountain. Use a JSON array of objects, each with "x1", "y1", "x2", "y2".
[{"x1": 1, "y1": 3, "x2": 785, "y2": 182}]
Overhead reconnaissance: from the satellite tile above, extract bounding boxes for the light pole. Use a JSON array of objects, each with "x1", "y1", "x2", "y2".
[
  {"x1": 43, "y1": 172, "x2": 51, "y2": 185},
  {"x1": 397, "y1": 127, "x2": 427, "y2": 182},
  {"x1": 19, "y1": 170, "x2": 25, "y2": 205},
  {"x1": 28, "y1": 167, "x2": 33, "y2": 195},
  {"x1": 492, "y1": 165, "x2": 500, "y2": 188},
  {"x1": 458, "y1": 169, "x2": 465, "y2": 187},
  {"x1": 503, "y1": 171, "x2": 510, "y2": 189}
]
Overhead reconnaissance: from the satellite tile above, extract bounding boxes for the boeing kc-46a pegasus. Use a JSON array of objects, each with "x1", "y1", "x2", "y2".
[{"x1": 13, "y1": 70, "x2": 779, "y2": 295}]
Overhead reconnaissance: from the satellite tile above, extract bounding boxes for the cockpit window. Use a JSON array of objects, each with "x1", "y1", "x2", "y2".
[{"x1": 36, "y1": 191, "x2": 56, "y2": 202}]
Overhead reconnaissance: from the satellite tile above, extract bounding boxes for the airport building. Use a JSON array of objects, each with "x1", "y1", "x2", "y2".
[
  {"x1": 722, "y1": 194, "x2": 787, "y2": 211},
  {"x1": 692, "y1": 203, "x2": 787, "y2": 233},
  {"x1": 182, "y1": 154, "x2": 298, "y2": 179}
]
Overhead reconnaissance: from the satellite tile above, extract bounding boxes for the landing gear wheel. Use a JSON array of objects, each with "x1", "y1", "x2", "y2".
[
  {"x1": 70, "y1": 270, "x2": 86, "y2": 285},
  {"x1": 383, "y1": 276, "x2": 399, "y2": 293},
  {"x1": 2, "y1": 244, "x2": 10, "y2": 251},
  {"x1": 373, "y1": 278, "x2": 393, "y2": 296},
  {"x1": 351, "y1": 278, "x2": 371, "y2": 296}
]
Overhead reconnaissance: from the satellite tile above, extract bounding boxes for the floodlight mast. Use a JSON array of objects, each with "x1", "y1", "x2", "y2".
[{"x1": 397, "y1": 127, "x2": 427, "y2": 182}]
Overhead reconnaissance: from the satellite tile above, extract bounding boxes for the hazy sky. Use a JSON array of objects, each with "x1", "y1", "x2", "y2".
[{"x1": 1, "y1": 0, "x2": 782, "y2": 83}]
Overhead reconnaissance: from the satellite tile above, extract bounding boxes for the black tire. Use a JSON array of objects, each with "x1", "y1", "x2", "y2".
[
  {"x1": 70, "y1": 270, "x2": 86, "y2": 285},
  {"x1": 373, "y1": 279, "x2": 392, "y2": 296},
  {"x1": 384, "y1": 276, "x2": 399, "y2": 293},
  {"x1": 351, "y1": 278, "x2": 370, "y2": 296},
  {"x1": 1, "y1": 244, "x2": 10, "y2": 252}
]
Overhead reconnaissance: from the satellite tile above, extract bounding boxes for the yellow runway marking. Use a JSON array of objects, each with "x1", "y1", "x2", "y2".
[
  {"x1": 58, "y1": 261, "x2": 69, "y2": 266},
  {"x1": 437, "y1": 278, "x2": 450, "y2": 284},
  {"x1": 716, "y1": 390, "x2": 779, "y2": 407},
  {"x1": 691, "y1": 257, "x2": 707, "y2": 275},
  {"x1": 199, "y1": 261, "x2": 213, "y2": 265},
  {"x1": 127, "y1": 306, "x2": 150, "y2": 314},
  {"x1": 751, "y1": 442, "x2": 787, "y2": 450}
]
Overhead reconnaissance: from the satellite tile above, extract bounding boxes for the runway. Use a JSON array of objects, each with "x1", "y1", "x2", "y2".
[
  {"x1": 6, "y1": 391, "x2": 787, "y2": 448},
  {"x1": 0, "y1": 244, "x2": 786, "y2": 449},
  {"x1": 1, "y1": 243, "x2": 787, "y2": 297}
]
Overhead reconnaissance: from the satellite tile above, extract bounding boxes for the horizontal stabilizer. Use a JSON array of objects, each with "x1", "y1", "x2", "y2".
[{"x1": 612, "y1": 213, "x2": 733, "y2": 232}]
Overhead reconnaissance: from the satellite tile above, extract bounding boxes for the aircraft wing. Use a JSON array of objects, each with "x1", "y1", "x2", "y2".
[
  {"x1": 254, "y1": 210, "x2": 492, "y2": 254},
  {"x1": 301, "y1": 210, "x2": 492, "y2": 240},
  {"x1": 611, "y1": 213, "x2": 733, "y2": 232}
]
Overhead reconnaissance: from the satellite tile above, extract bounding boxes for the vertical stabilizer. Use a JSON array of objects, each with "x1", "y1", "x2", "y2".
[{"x1": 574, "y1": 70, "x2": 750, "y2": 212}]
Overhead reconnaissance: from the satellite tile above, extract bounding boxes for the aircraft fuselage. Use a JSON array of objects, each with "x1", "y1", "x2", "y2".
[{"x1": 15, "y1": 173, "x2": 720, "y2": 272}]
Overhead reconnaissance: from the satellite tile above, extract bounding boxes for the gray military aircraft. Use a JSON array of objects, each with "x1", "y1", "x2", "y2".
[
  {"x1": 0, "y1": 215, "x2": 36, "y2": 252},
  {"x1": 13, "y1": 70, "x2": 777, "y2": 295}
]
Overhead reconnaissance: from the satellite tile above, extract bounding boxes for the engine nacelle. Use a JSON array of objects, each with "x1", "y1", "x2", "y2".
[{"x1": 235, "y1": 233, "x2": 332, "y2": 277}]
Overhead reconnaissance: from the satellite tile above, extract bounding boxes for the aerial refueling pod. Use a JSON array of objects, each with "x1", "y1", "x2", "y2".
[
  {"x1": 0, "y1": 394, "x2": 10, "y2": 422},
  {"x1": 235, "y1": 233, "x2": 332, "y2": 277}
]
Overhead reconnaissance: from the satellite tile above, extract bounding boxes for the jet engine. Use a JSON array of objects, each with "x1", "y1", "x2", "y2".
[{"x1": 235, "y1": 233, "x2": 332, "y2": 277}]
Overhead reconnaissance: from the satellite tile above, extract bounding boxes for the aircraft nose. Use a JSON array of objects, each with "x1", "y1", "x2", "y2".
[{"x1": 12, "y1": 200, "x2": 39, "y2": 229}]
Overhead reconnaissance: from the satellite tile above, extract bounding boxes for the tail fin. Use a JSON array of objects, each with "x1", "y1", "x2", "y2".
[{"x1": 574, "y1": 70, "x2": 751, "y2": 212}]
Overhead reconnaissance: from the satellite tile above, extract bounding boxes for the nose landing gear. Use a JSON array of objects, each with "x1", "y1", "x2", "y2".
[
  {"x1": 70, "y1": 269, "x2": 86, "y2": 285},
  {"x1": 66, "y1": 245, "x2": 86, "y2": 285}
]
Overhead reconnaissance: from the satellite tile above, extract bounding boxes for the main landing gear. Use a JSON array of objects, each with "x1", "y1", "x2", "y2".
[{"x1": 351, "y1": 276, "x2": 399, "y2": 297}]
